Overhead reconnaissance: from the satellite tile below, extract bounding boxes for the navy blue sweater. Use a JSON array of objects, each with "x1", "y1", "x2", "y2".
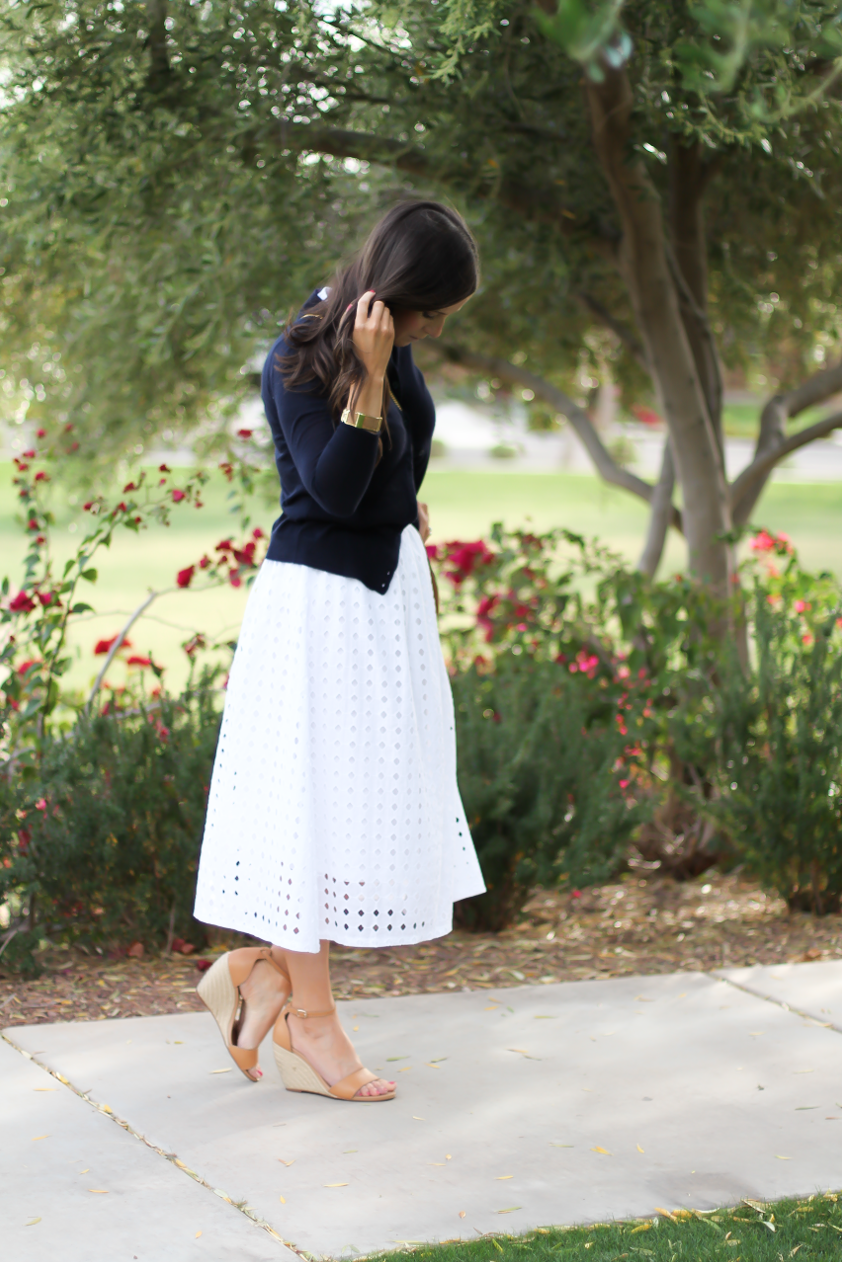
[{"x1": 261, "y1": 291, "x2": 435, "y2": 594}]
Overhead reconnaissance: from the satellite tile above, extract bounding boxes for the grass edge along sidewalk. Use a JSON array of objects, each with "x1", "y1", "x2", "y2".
[{"x1": 354, "y1": 1193, "x2": 842, "y2": 1262}]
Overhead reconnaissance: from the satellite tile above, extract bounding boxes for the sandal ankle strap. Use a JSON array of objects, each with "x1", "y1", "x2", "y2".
[{"x1": 286, "y1": 1002, "x2": 336, "y2": 1019}]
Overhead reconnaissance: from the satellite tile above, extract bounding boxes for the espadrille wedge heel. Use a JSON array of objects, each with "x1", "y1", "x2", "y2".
[
  {"x1": 196, "y1": 946, "x2": 291, "y2": 1081},
  {"x1": 272, "y1": 1003, "x2": 396, "y2": 1102}
]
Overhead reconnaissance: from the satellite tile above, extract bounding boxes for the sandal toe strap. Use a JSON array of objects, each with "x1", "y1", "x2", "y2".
[
  {"x1": 329, "y1": 1068, "x2": 381, "y2": 1100},
  {"x1": 229, "y1": 1045, "x2": 259, "y2": 1072}
]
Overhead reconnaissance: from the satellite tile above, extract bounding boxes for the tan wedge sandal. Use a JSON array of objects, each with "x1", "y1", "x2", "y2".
[
  {"x1": 197, "y1": 946, "x2": 291, "y2": 1081},
  {"x1": 272, "y1": 1002, "x2": 396, "y2": 1102}
]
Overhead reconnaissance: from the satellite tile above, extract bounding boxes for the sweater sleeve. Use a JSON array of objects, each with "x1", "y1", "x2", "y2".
[
  {"x1": 401, "y1": 350, "x2": 435, "y2": 494},
  {"x1": 269, "y1": 366, "x2": 380, "y2": 518}
]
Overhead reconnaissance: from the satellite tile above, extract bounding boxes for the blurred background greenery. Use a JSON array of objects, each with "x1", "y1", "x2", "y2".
[{"x1": 3, "y1": 457, "x2": 840, "y2": 694}]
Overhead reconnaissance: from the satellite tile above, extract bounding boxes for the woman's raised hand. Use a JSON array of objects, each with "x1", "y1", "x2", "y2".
[{"x1": 352, "y1": 291, "x2": 394, "y2": 383}]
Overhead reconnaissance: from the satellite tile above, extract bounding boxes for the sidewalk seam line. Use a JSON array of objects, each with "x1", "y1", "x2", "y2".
[
  {"x1": 709, "y1": 973, "x2": 842, "y2": 1034},
  {"x1": 0, "y1": 1029, "x2": 303, "y2": 1256}
]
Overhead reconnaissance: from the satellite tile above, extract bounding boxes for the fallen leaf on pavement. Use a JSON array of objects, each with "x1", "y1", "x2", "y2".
[
  {"x1": 459, "y1": 1211, "x2": 466, "y2": 1219},
  {"x1": 591, "y1": 1147, "x2": 612, "y2": 1155},
  {"x1": 324, "y1": 1183, "x2": 349, "y2": 1188},
  {"x1": 210, "y1": 1068, "x2": 232, "y2": 1074},
  {"x1": 26, "y1": 1218, "x2": 41, "y2": 1226}
]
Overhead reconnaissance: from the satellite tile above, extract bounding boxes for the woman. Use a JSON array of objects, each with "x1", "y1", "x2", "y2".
[{"x1": 194, "y1": 200, "x2": 485, "y2": 1102}]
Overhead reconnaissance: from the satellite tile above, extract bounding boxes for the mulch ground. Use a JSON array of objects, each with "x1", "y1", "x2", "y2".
[{"x1": 3, "y1": 869, "x2": 841, "y2": 1028}]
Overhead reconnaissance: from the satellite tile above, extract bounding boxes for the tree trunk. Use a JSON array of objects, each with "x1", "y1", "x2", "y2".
[{"x1": 586, "y1": 67, "x2": 734, "y2": 594}]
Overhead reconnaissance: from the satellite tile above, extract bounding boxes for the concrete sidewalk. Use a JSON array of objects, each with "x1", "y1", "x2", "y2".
[{"x1": 4, "y1": 962, "x2": 841, "y2": 1261}]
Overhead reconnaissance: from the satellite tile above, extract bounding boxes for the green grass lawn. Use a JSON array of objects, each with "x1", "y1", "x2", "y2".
[
  {"x1": 367, "y1": 1193, "x2": 840, "y2": 1262},
  {"x1": 2, "y1": 462, "x2": 841, "y2": 693}
]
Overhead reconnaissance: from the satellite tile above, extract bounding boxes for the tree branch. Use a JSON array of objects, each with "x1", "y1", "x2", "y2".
[
  {"x1": 665, "y1": 240, "x2": 724, "y2": 464},
  {"x1": 731, "y1": 409, "x2": 842, "y2": 524},
  {"x1": 145, "y1": 0, "x2": 171, "y2": 90},
  {"x1": 436, "y1": 343, "x2": 682, "y2": 532},
  {"x1": 585, "y1": 65, "x2": 730, "y2": 586},
  {"x1": 576, "y1": 291, "x2": 650, "y2": 374},
  {"x1": 272, "y1": 119, "x2": 573, "y2": 228},
  {"x1": 638, "y1": 440, "x2": 677, "y2": 577},
  {"x1": 731, "y1": 357, "x2": 842, "y2": 522}
]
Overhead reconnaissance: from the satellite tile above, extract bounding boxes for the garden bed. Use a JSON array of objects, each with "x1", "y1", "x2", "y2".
[{"x1": 2, "y1": 869, "x2": 840, "y2": 1028}]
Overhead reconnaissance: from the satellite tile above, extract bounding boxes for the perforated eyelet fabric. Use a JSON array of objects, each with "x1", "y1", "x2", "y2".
[{"x1": 193, "y1": 525, "x2": 485, "y2": 953}]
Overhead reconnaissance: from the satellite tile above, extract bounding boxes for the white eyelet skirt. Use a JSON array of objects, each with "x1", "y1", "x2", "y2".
[{"x1": 193, "y1": 523, "x2": 485, "y2": 953}]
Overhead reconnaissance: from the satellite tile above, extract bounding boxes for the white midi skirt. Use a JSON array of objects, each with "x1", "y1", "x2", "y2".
[{"x1": 193, "y1": 524, "x2": 485, "y2": 953}]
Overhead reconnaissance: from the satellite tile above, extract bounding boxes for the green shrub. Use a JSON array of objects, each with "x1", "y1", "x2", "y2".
[
  {"x1": 717, "y1": 591, "x2": 842, "y2": 913},
  {"x1": 0, "y1": 671, "x2": 222, "y2": 972},
  {"x1": 452, "y1": 653, "x2": 639, "y2": 930}
]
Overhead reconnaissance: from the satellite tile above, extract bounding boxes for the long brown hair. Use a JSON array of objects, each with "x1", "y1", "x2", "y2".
[{"x1": 278, "y1": 201, "x2": 479, "y2": 429}]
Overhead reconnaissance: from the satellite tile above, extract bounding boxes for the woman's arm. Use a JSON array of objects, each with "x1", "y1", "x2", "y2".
[
  {"x1": 347, "y1": 291, "x2": 394, "y2": 420},
  {"x1": 268, "y1": 292, "x2": 395, "y2": 518}
]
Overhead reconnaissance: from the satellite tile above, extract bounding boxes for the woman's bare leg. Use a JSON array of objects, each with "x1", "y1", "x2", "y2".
[{"x1": 273, "y1": 941, "x2": 395, "y2": 1099}]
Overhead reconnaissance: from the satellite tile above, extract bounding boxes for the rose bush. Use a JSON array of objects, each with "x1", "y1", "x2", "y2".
[
  {"x1": 0, "y1": 431, "x2": 267, "y2": 968},
  {"x1": 430, "y1": 523, "x2": 842, "y2": 924}
]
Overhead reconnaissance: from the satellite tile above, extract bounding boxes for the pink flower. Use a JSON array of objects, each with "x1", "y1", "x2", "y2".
[
  {"x1": 425, "y1": 543, "x2": 439, "y2": 561},
  {"x1": 616, "y1": 664, "x2": 630, "y2": 680},
  {"x1": 126, "y1": 655, "x2": 153, "y2": 668},
  {"x1": 27, "y1": 518, "x2": 39, "y2": 531},
  {"x1": 9, "y1": 591, "x2": 36, "y2": 614},
  {"x1": 171, "y1": 489, "x2": 186, "y2": 503},
  {"x1": 571, "y1": 890, "x2": 582, "y2": 899},
  {"x1": 123, "y1": 481, "x2": 137, "y2": 493},
  {"x1": 23, "y1": 449, "x2": 36, "y2": 458},
  {"x1": 159, "y1": 463, "x2": 171, "y2": 473},
  {"x1": 34, "y1": 471, "x2": 49, "y2": 483},
  {"x1": 750, "y1": 529, "x2": 776, "y2": 553},
  {"x1": 17, "y1": 658, "x2": 39, "y2": 676},
  {"x1": 237, "y1": 428, "x2": 253, "y2": 439},
  {"x1": 802, "y1": 633, "x2": 813, "y2": 645},
  {"x1": 619, "y1": 779, "x2": 630, "y2": 789},
  {"x1": 176, "y1": 565, "x2": 195, "y2": 589},
  {"x1": 199, "y1": 555, "x2": 211, "y2": 569},
  {"x1": 229, "y1": 571, "x2": 242, "y2": 588},
  {"x1": 442, "y1": 539, "x2": 494, "y2": 586},
  {"x1": 36, "y1": 428, "x2": 46, "y2": 438},
  {"x1": 794, "y1": 599, "x2": 811, "y2": 613},
  {"x1": 632, "y1": 405, "x2": 662, "y2": 427},
  {"x1": 35, "y1": 798, "x2": 47, "y2": 812},
  {"x1": 252, "y1": 526, "x2": 265, "y2": 539},
  {"x1": 93, "y1": 635, "x2": 133, "y2": 656},
  {"x1": 83, "y1": 501, "x2": 94, "y2": 511}
]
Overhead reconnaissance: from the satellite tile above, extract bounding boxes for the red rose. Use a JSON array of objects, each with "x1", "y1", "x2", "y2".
[
  {"x1": 9, "y1": 591, "x2": 36, "y2": 614},
  {"x1": 94, "y1": 635, "x2": 132, "y2": 656}
]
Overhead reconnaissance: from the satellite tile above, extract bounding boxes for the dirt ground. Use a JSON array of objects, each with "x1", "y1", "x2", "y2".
[{"x1": 2, "y1": 869, "x2": 841, "y2": 1029}]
